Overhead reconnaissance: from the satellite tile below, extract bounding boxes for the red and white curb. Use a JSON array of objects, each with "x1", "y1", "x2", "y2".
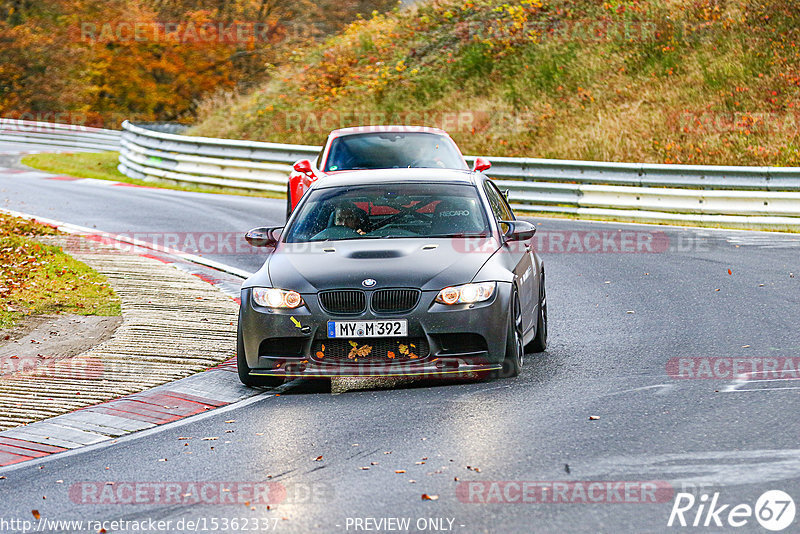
[
  {"x1": 0, "y1": 360, "x2": 276, "y2": 468},
  {"x1": 0, "y1": 206, "x2": 266, "y2": 469},
  {"x1": 0, "y1": 205, "x2": 253, "y2": 281}
]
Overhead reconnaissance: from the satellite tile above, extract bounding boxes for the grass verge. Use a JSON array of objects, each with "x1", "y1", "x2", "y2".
[
  {"x1": 20, "y1": 152, "x2": 282, "y2": 199},
  {"x1": 0, "y1": 212, "x2": 121, "y2": 331}
]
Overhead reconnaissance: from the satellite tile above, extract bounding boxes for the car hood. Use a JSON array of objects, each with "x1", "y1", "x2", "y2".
[{"x1": 257, "y1": 238, "x2": 500, "y2": 293}]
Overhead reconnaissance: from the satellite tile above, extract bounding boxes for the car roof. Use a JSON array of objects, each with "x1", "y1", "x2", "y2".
[
  {"x1": 313, "y1": 168, "x2": 483, "y2": 189},
  {"x1": 328, "y1": 125, "x2": 452, "y2": 138}
]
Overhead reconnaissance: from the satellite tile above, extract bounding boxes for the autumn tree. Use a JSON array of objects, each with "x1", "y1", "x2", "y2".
[{"x1": 0, "y1": 0, "x2": 395, "y2": 126}]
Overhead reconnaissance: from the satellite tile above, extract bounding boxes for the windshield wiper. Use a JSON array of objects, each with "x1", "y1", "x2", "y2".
[{"x1": 430, "y1": 233, "x2": 490, "y2": 238}]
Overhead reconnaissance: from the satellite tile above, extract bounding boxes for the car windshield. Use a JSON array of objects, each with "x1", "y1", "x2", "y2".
[
  {"x1": 283, "y1": 183, "x2": 490, "y2": 243},
  {"x1": 323, "y1": 132, "x2": 467, "y2": 172}
]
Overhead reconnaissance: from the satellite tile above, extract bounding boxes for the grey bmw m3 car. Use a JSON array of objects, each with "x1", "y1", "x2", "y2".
[{"x1": 237, "y1": 168, "x2": 547, "y2": 387}]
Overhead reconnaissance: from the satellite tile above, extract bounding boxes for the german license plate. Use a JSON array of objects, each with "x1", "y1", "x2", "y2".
[{"x1": 327, "y1": 320, "x2": 407, "y2": 338}]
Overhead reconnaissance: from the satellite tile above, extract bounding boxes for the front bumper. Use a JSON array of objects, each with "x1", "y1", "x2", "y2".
[
  {"x1": 249, "y1": 360, "x2": 501, "y2": 379},
  {"x1": 238, "y1": 284, "x2": 512, "y2": 379}
]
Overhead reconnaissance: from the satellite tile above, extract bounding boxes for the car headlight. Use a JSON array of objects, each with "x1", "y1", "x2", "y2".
[
  {"x1": 436, "y1": 282, "x2": 496, "y2": 305},
  {"x1": 252, "y1": 288, "x2": 304, "y2": 309}
]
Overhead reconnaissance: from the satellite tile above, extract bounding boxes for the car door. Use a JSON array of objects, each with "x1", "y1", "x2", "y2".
[{"x1": 484, "y1": 181, "x2": 536, "y2": 333}]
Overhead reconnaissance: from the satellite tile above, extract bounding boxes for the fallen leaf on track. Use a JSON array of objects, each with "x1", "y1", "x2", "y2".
[
  {"x1": 589, "y1": 415, "x2": 600, "y2": 420},
  {"x1": 315, "y1": 456, "x2": 323, "y2": 461},
  {"x1": 395, "y1": 470, "x2": 406, "y2": 474},
  {"x1": 422, "y1": 494, "x2": 439, "y2": 501}
]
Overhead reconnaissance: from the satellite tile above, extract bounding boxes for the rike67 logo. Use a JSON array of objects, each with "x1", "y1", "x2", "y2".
[{"x1": 668, "y1": 490, "x2": 796, "y2": 531}]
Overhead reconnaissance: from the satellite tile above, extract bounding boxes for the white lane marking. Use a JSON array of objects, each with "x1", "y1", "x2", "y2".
[
  {"x1": 724, "y1": 234, "x2": 800, "y2": 248},
  {"x1": 0, "y1": 207, "x2": 254, "y2": 279},
  {"x1": 603, "y1": 384, "x2": 676, "y2": 396},
  {"x1": 721, "y1": 371, "x2": 800, "y2": 393},
  {"x1": 71, "y1": 178, "x2": 116, "y2": 186},
  {"x1": 576, "y1": 449, "x2": 800, "y2": 487},
  {"x1": 0, "y1": 380, "x2": 301, "y2": 475}
]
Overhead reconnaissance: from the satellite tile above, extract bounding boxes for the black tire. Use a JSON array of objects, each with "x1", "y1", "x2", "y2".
[
  {"x1": 526, "y1": 269, "x2": 548, "y2": 353},
  {"x1": 285, "y1": 183, "x2": 293, "y2": 222},
  {"x1": 499, "y1": 288, "x2": 524, "y2": 378},
  {"x1": 237, "y1": 323, "x2": 284, "y2": 388}
]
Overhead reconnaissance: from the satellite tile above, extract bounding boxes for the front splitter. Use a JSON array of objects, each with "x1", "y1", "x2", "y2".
[{"x1": 249, "y1": 362, "x2": 501, "y2": 379}]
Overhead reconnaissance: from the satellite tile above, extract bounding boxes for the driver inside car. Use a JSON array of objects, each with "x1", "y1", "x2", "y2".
[
  {"x1": 408, "y1": 141, "x2": 445, "y2": 169},
  {"x1": 334, "y1": 206, "x2": 367, "y2": 235}
]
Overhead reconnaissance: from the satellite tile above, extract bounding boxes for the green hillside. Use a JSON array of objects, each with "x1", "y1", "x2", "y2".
[{"x1": 191, "y1": 0, "x2": 800, "y2": 166}]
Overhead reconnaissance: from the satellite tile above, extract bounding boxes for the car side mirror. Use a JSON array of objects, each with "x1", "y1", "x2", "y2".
[
  {"x1": 245, "y1": 226, "x2": 283, "y2": 247},
  {"x1": 293, "y1": 159, "x2": 313, "y2": 175},
  {"x1": 501, "y1": 220, "x2": 536, "y2": 242},
  {"x1": 473, "y1": 157, "x2": 492, "y2": 172}
]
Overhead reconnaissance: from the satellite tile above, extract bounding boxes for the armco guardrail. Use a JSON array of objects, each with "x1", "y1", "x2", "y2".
[
  {"x1": 119, "y1": 121, "x2": 318, "y2": 193},
  {"x1": 119, "y1": 121, "x2": 800, "y2": 229},
  {"x1": 0, "y1": 118, "x2": 120, "y2": 151}
]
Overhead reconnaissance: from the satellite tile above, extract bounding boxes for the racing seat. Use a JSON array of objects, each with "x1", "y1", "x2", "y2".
[{"x1": 429, "y1": 198, "x2": 485, "y2": 235}]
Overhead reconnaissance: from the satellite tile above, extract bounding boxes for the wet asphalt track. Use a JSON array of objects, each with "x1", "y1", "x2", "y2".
[{"x1": 1, "y1": 143, "x2": 799, "y2": 533}]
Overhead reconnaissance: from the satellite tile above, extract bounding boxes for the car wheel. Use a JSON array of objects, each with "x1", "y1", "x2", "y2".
[
  {"x1": 500, "y1": 288, "x2": 524, "y2": 378},
  {"x1": 526, "y1": 269, "x2": 547, "y2": 353},
  {"x1": 285, "y1": 183, "x2": 293, "y2": 222},
  {"x1": 237, "y1": 323, "x2": 284, "y2": 388}
]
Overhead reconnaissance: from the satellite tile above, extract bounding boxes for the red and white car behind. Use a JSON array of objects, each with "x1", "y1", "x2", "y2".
[{"x1": 286, "y1": 125, "x2": 491, "y2": 219}]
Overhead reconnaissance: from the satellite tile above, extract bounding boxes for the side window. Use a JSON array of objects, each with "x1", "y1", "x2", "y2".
[{"x1": 484, "y1": 182, "x2": 513, "y2": 222}]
